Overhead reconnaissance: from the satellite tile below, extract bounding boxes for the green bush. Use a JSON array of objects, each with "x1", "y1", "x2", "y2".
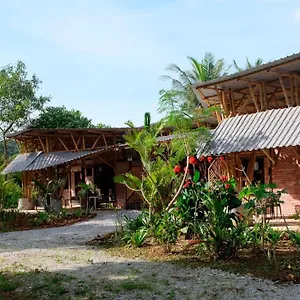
[
  {"x1": 0, "y1": 175, "x2": 21, "y2": 209},
  {"x1": 152, "y1": 212, "x2": 179, "y2": 248},
  {"x1": 122, "y1": 212, "x2": 150, "y2": 247}
]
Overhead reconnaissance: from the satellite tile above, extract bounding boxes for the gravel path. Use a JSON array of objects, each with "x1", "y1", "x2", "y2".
[{"x1": 0, "y1": 210, "x2": 299, "y2": 299}]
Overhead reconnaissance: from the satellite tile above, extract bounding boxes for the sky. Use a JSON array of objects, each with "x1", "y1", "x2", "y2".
[{"x1": 0, "y1": 0, "x2": 299, "y2": 127}]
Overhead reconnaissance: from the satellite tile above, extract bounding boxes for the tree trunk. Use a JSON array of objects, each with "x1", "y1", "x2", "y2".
[{"x1": 3, "y1": 134, "x2": 7, "y2": 163}]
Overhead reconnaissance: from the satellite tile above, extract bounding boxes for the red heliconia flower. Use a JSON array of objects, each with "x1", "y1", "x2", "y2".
[
  {"x1": 221, "y1": 175, "x2": 228, "y2": 182},
  {"x1": 189, "y1": 156, "x2": 198, "y2": 165},
  {"x1": 200, "y1": 156, "x2": 206, "y2": 162},
  {"x1": 219, "y1": 155, "x2": 225, "y2": 161},
  {"x1": 225, "y1": 183, "x2": 231, "y2": 189},
  {"x1": 174, "y1": 165, "x2": 182, "y2": 174},
  {"x1": 184, "y1": 167, "x2": 190, "y2": 173},
  {"x1": 207, "y1": 156, "x2": 213, "y2": 163},
  {"x1": 183, "y1": 179, "x2": 192, "y2": 188}
]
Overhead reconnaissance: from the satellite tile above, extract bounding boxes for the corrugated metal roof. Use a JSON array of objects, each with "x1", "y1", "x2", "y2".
[
  {"x1": 1, "y1": 144, "x2": 125, "y2": 174},
  {"x1": 203, "y1": 107, "x2": 300, "y2": 155},
  {"x1": 1, "y1": 152, "x2": 42, "y2": 174}
]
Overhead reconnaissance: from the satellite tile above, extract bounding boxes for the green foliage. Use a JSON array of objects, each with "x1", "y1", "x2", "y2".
[
  {"x1": 0, "y1": 274, "x2": 19, "y2": 292},
  {"x1": 233, "y1": 57, "x2": 264, "y2": 72},
  {"x1": 160, "y1": 52, "x2": 229, "y2": 111},
  {"x1": 122, "y1": 212, "x2": 150, "y2": 247},
  {"x1": 240, "y1": 183, "x2": 286, "y2": 216},
  {"x1": 152, "y1": 211, "x2": 179, "y2": 247},
  {"x1": 72, "y1": 209, "x2": 85, "y2": 218},
  {"x1": 125, "y1": 229, "x2": 148, "y2": 248},
  {"x1": 95, "y1": 122, "x2": 111, "y2": 128},
  {"x1": 0, "y1": 174, "x2": 21, "y2": 208},
  {"x1": 144, "y1": 112, "x2": 151, "y2": 131},
  {"x1": 33, "y1": 177, "x2": 65, "y2": 212},
  {"x1": 0, "y1": 61, "x2": 50, "y2": 159},
  {"x1": 36, "y1": 211, "x2": 50, "y2": 223},
  {"x1": 195, "y1": 188, "x2": 245, "y2": 258},
  {"x1": 116, "y1": 112, "x2": 210, "y2": 212},
  {"x1": 0, "y1": 140, "x2": 19, "y2": 157},
  {"x1": 288, "y1": 231, "x2": 300, "y2": 249},
  {"x1": 29, "y1": 105, "x2": 93, "y2": 129}
]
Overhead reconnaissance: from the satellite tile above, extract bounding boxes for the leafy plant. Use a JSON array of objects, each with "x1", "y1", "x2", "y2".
[
  {"x1": 115, "y1": 111, "x2": 211, "y2": 215},
  {"x1": 77, "y1": 183, "x2": 98, "y2": 212},
  {"x1": 124, "y1": 228, "x2": 148, "y2": 248},
  {"x1": 0, "y1": 174, "x2": 21, "y2": 209},
  {"x1": 36, "y1": 211, "x2": 50, "y2": 223},
  {"x1": 288, "y1": 231, "x2": 300, "y2": 249},
  {"x1": 152, "y1": 211, "x2": 180, "y2": 250},
  {"x1": 33, "y1": 178, "x2": 65, "y2": 212},
  {"x1": 265, "y1": 227, "x2": 282, "y2": 261},
  {"x1": 240, "y1": 183, "x2": 286, "y2": 251},
  {"x1": 73, "y1": 209, "x2": 85, "y2": 218}
]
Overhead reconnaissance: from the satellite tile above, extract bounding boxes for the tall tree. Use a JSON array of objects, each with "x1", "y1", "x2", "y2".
[
  {"x1": 0, "y1": 61, "x2": 50, "y2": 161},
  {"x1": 233, "y1": 57, "x2": 264, "y2": 72},
  {"x1": 161, "y1": 52, "x2": 229, "y2": 111},
  {"x1": 29, "y1": 106, "x2": 93, "y2": 129},
  {"x1": 95, "y1": 122, "x2": 111, "y2": 128}
]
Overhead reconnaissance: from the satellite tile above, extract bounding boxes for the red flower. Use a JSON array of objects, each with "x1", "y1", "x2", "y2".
[
  {"x1": 221, "y1": 175, "x2": 228, "y2": 182},
  {"x1": 183, "y1": 180, "x2": 192, "y2": 188},
  {"x1": 174, "y1": 165, "x2": 182, "y2": 174},
  {"x1": 189, "y1": 156, "x2": 198, "y2": 165},
  {"x1": 219, "y1": 155, "x2": 225, "y2": 161},
  {"x1": 225, "y1": 183, "x2": 231, "y2": 189},
  {"x1": 200, "y1": 156, "x2": 206, "y2": 162},
  {"x1": 184, "y1": 167, "x2": 190, "y2": 173},
  {"x1": 207, "y1": 156, "x2": 213, "y2": 163}
]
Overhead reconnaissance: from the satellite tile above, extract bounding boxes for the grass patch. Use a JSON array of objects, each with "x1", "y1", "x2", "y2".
[
  {"x1": 0, "y1": 274, "x2": 18, "y2": 292},
  {"x1": 120, "y1": 280, "x2": 152, "y2": 291},
  {"x1": 94, "y1": 233, "x2": 300, "y2": 284}
]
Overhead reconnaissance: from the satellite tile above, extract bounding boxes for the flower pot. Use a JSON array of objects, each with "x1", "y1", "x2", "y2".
[
  {"x1": 50, "y1": 199, "x2": 62, "y2": 213},
  {"x1": 18, "y1": 198, "x2": 34, "y2": 210}
]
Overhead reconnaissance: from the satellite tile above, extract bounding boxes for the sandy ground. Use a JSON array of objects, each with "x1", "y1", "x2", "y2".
[{"x1": 0, "y1": 210, "x2": 299, "y2": 300}]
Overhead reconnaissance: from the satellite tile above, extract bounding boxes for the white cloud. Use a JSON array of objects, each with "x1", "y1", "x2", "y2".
[{"x1": 293, "y1": 8, "x2": 300, "y2": 24}]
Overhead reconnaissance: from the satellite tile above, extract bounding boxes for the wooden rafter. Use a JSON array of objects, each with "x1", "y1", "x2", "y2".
[
  {"x1": 95, "y1": 154, "x2": 119, "y2": 172},
  {"x1": 82, "y1": 136, "x2": 86, "y2": 150},
  {"x1": 102, "y1": 133, "x2": 108, "y2": 147},
  {"x1": 278, "y1": 75, "x2": 291, "y2": 107},
  {"x1": 292, "y1": 146, "x2": 300, "y2": 160},
  {"x1": 294, "y1": 75, "x2": 300, "y2": 106},
  {"x1": 76, "y1": 136, "x2": 81, "y2": 150},
  {"x1": 92, "y1": 135, "x2": 101, "y2": 149},
  {"x1": 290, "y1": 75, "x2": 294, "y2": 105},
  {"x1": 248, "y1": 84, "x2": 260, "y2": 112},
  {"x1": 38, "y1": 136, "x2": 46, "y2": 152},
  {"x1": 262, "y1": 149, "x2": 275, "y2": 164},
  {"x1": 45, "y1": 135, "x2": 50, "y2": 153},
  {"x1": 70, "y1": 134, "x2": 79, "y2": 152},
  {"x1": 57, "y1": 137, "x2": 69, "y2": 151}
]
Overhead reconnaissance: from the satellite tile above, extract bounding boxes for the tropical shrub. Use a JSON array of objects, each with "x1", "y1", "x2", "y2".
[
  {"x1": 0, "y1": 175, "x2": 21, "y2": 209},
  {"x1": 151, "y1": 211, "x2": 180, "y2": 249},
  {"x1": 194, "y1": 186, "x2": 245, "y2": 259}
]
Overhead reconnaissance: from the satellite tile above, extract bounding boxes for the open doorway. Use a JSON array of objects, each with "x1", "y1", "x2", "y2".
[
  {"x1": 241, "y1": 156, "x2": 265, "y2": 185},
  {"x1": 94, "y1": 164, "x2": 115, "y2": 198}
]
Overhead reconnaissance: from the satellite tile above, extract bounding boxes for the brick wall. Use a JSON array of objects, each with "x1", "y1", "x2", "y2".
[{"x1": 271, "y1": 147, "x2": 300, "y2": 216}]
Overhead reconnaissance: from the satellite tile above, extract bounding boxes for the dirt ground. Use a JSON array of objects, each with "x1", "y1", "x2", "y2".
[{"x1": 0, "y1": 210, "x2": 299, "y2": 300}]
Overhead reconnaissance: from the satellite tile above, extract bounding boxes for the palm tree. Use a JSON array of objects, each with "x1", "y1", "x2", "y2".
[
  {"x1": 160, "y1": 52, "x2": 229, "y2": 110},
  {"x1": 233, "y1": 57, "x2": 264, "y2": 72}
]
